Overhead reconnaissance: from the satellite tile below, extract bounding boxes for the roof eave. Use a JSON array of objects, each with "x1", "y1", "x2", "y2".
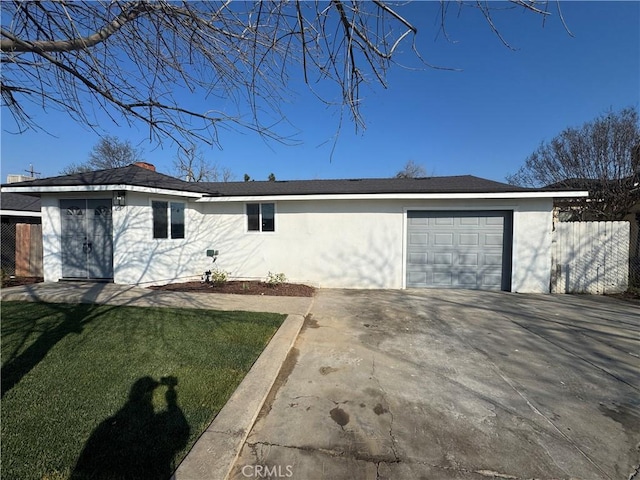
[
  {"x1": 1, "y1": 184, "x2": 204, "y2": 198},
  {"x1": 196, "y1": 191, "x2": 589, "y2": 202},
  {"x1": 0, "y1": 209, "x2": 42, "y2": 217}
]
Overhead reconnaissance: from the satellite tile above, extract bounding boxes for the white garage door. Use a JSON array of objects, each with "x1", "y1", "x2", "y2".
[{"x1": 406, "y1": 211, "x2": 512, "y2": 291}]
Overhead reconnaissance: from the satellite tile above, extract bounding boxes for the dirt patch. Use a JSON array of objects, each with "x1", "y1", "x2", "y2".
[
  {"x1": 255, "y1": 347, "x2": 300, "y2": 422},
  {"x1": 1, "y1": 276, "x2": 44, "y2": 288},
  {"x1": 606, "y1": 290, "x2": 640, "y2": 304},
  {"x1": 149, "y1": 280, "x2": 315, "y2": 297}
]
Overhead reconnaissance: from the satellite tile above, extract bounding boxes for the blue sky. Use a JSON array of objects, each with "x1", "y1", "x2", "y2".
[{"x1": 1, "y1": 1, "x2": 638, "y2": 183}]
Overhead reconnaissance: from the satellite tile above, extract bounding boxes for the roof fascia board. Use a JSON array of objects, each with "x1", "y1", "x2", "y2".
[
  {"x1": 2, "y1": 184, "x2": 203, "y2": 198},
  {"x1": 0, "y1": 209, "x2": 42, "y2": 217},
  {"x1": 196, "y1": 191, "x2": 589, "y2": 202}
]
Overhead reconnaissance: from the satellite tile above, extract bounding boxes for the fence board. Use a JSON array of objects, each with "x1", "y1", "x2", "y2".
[
  {"x1": 551, "y1": 221, "x2": 630, "y2": 294},
  {"x1": 30, "y1": 224, "x2": 43, "y2": 277},
  {"x1": 15, "y1": 223, "x2": 31, "y2": 276}
]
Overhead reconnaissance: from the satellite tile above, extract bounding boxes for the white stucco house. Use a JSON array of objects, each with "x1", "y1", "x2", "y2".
[{"x1": 1, "y1": 163, "x2": 588, "y2": 293}]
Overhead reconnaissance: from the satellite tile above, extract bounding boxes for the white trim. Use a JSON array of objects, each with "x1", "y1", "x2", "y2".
[
  {"x1": 0, "y1": 209, "x2": 41, "y2": 217},
  {"x1": 3, "y1": 185, "x2": 588, "y2": 202},
  {"x1": 197, "y1": 191, "x2": 589, "y2": 203},
  {"x1": 2, "y1": 184, "x2": 203, "y2": 198}
]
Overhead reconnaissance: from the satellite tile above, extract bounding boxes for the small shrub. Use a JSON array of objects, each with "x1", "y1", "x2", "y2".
[
  {"x1": 266, "y1": 271, "x2": 287, "y2": 287},
  {"x1": 211, "y1": 268, "x2": 230, "y2": 285},
  {"x1": 207, "y1": 268, "x2": 229, "y2": 286}
]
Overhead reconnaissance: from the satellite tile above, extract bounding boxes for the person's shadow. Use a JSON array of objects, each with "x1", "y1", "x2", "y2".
[{"x1": 71, "y1": 376, "x2": 190, "y2": 480}]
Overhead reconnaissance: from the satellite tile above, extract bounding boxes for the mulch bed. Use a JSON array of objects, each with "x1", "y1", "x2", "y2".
[
  {"x1": 150, "y1": 281, "x2": 316, "y2": 297},
  {"x1": 1, "y1": 277, "x2": 44, "y2": 288}
]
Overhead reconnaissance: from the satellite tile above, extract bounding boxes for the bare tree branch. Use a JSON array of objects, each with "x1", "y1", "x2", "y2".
[
  {"x1": 507, "y1": 107, "x2": 640, "y2": 221},
  {"x1": 1, "y1": 1, "x2": 563, "y2": 150},
  {"x1": 0, "y1": 2, "x2": 154, "y2": 52},
  {"x1": 173, "y1": 144, "x2": 234, "y2": 182}
]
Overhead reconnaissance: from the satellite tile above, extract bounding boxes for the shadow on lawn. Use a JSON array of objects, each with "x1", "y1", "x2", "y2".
[
  {"x1": 1, "y1": 283, "x2": 143, "y2": 399},
  {"x1": 71, "y1": 376, "x2": 190, "y2": 480},
  {"x1": 1, "y1": 303, "x2": 100, "y2": 398}
]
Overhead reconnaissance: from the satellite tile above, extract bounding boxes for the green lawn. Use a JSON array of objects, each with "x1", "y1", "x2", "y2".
[{"x1": 1, "y1": 301, "x2": 284, "y2": 480}]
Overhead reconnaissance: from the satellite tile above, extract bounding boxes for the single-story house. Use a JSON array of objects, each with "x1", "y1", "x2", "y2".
[
  {"x1": 1, "y1": 163, "x2": 588, "y2": 293},
  {"x1": 1, "y1": 192, "x2": 43, "y2": 276}
]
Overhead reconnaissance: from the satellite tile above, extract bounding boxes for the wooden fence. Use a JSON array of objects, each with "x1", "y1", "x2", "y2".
[
  {"x1": 550, "y1": 221, "x2": 630, "y2": 294},
  {"x1": 1, "y1": 222, "x2": 43, "y2": 277}
]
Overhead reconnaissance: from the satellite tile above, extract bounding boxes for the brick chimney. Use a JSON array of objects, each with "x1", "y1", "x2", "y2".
[{"x1": 133, "y1": 162, "x2": 155, "y2": 171}]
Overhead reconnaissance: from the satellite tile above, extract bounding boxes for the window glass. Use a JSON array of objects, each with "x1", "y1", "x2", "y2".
[
  {"x1": 170, "y1": 202, "x2": 185, "y2": 239},
  {"x1": 247, "y1": 203, "x2": 260, "y2": 231},
  {"x1": 261, "y1": 203, "x2": 275, "y2": 232},
  {"x1": 152, "y1": 201, "x2": 168, "y2": 239}
]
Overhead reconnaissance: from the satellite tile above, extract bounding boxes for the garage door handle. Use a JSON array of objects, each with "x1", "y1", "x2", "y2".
[{"x1": 83, "y1": 241, "x2": 93, "y2": 254}]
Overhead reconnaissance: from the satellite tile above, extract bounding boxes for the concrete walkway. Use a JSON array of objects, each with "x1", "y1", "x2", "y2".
[{"x1": 0, "y1": 282, "x2": 313, "y2": 316}]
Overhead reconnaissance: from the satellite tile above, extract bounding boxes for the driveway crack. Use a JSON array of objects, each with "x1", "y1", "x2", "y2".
[
  {"x1": 247, "y1": 440, "x2": 398, "y2": 465},
  {"x1": 371, "y1": 356, "x2": 400, "y2": 463}
]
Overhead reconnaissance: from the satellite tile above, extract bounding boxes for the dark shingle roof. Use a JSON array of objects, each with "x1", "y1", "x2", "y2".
[
  {"x1": 1, "y1": 192, "x2": 41, "y2": 212},
  {"x1": 200, "y1": 175, "x2": 533, "y2": 197},
  {"x1": 3, "y1": 165, "x2": 539, "y2": 197},
  {"x1": 2, "y1": 165, "x2": 208, "y2": 194}
]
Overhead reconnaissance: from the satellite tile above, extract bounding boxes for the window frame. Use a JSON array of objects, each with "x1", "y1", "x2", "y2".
[
  {"x1": 246, "y1": 202, "x2": 276, "y2": 233},
  {"x1": 152, "y1": 199, "x2": 186, "y2": 240}
]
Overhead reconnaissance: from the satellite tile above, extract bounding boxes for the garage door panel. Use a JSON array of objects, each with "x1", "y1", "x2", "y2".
[
  {"x1": 409, "y1": 233, "x2": 429, "y2": 246},
  {"x1": 408, "y1": 252, "x2": 428, "y2": 264},
  {"x1": 484, "y1": 253, "x2": 503, "y2": 266},
  {"x1": 459, "y1": 233, "x2": 479, "y2": 245},
  {"x1": 458, "y1": 272, "x2": 477, "y2": 285},
  {"x1": 485, "y1": 216, "x2": 505, "y2": 226},
  {"x1": 435, "y1": 217, "x2": 454, "y2": 226},
  {"x1": 433, "y1": 253, "x2": 453, "y2": 265},
  {"x1": 458, "y1": 253, "x2": 478, "y2": 266},
  {"x1": 483, "y1": 273, "x2": 502, "y2": 286},
  {"x1": 460, "y1": 217, "x2": 480, "y2": 226},
  {"x1": 484, "y1": 233, "x2": 503, "y2": 246},
  {"x1": 433, "y1": 271, "x2": 453, "y2": 286},
  {"x1": 410, "y1": 217, "x2": 429, "y2": 226},
  {"x1": 407, "y1": 271, "x2": 429, "y2": 284},
  {"x1": 433, "y1": 233, "x2": 453, "y2": 245},
  {"x1": 406, "y1": 211, "x2": 512, "y2": 291}
]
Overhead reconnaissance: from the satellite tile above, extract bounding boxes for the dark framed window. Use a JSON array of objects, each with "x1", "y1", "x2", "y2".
[
  {"x1": 153, "y1": 201, "x2": 185, "y2": 239},
  {"x1": 247, "y1": 203, "x2": 275, "y2": 232}
]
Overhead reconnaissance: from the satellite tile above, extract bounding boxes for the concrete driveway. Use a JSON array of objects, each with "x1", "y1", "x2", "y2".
[{"x1": 230, "y1": 289, "x2": 639, "y2": 480}]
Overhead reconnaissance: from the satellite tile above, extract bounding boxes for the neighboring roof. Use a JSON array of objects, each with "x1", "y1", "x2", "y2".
[
  {"x1": 546, "y1": 176, "x2": 639, "y2": 200},
  {"x1": 1, "y1": 192, "x2": 41, "y2": 212},
  {"x1": 1, "y1": 164, "x2": 588, "y2": 199}
]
